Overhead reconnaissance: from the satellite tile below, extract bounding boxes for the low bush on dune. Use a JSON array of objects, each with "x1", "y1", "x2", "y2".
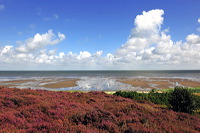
[
  {"x1": 114, "y1": 87, "x2": 200, "y2": 114},
  {"x1": 0, "y1": 87, "x2": 200, "y2": 132},
  {"x1": 169, "y1": 87, "x2": 196, "y2": 114},
  {"x1": 114, "y1": 89, "x2": 170, "y2": 105}
]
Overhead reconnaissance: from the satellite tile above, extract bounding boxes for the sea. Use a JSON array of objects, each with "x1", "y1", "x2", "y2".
[{"x1": 0, "y1": 70, "x2": 200, "y2": 91}]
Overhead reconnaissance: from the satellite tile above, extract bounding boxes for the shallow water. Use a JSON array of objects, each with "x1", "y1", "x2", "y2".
[{"x1": 0, "y1": 70, "x2": 200, "y2": 91}]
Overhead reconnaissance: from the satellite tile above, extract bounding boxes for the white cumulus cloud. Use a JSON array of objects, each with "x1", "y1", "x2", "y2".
[
  {"x1": 77, "y1": 51, "x2": 92, "y2": 59},
  {"x1": 186, "y1": 34, "x2": 200, "y2": 44},
  {"x1": 115, "y1": 9, "x2": 200, "y2": 69},
  {"x1": 16, "y1": 30, "x2": 65, "y2": 53},
  {"x1": 0, "y1": 45, "x2": 13, "y2": 55},
  {"x1": 134, "y1": 9, "x2": 164, "y2": 33},
  {"x1": 116, "y1": 9, "x2": 165, "y2": 60},
  {"x1": 1, "y1": 9, "x2": 200, "y2": 70}
]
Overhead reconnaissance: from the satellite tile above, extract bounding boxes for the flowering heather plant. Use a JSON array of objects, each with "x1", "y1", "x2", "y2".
[{"x1": 0, "y1": 87, "x2": 199, "y2": 132}]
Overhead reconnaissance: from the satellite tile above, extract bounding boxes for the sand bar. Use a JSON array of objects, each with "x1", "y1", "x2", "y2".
[
  {"x1": 0, "y1": 80, "x2": 35, "y2": 87},
  {"x1": 42, "y1": 79, "x2": 79, "y2": 89},
  {"x1": 1, "y1": 79, "x2": 34, "y2": 84},
  {"x1": 1, "y1": 77, "x2": 200, "y2": 90},
  {"x1": 119, "y1": 78, "x2": 200, "y2": 90},
  {"x1": 0, "y1": 78, "x2": 79, "y2": 89}
]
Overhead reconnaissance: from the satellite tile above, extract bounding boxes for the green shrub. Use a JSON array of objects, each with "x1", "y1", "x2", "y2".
[
  {"x1": 169, "y1": 87, "x2": 196, "y2": 114},
  {"x1": 114, "y1": 90, "x2": 169, "y2": 105}
]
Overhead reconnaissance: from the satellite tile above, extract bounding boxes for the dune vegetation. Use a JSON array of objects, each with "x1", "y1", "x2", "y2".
[
  {"x1": 0, "y1": 86, "x2": 200, "y2": 132},
  {"x1": 114, "y1": 87, "x2": 200, "y2": 115}
]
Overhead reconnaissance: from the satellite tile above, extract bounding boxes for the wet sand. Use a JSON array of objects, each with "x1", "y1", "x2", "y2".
[
  {"x1": 1, "y1": 77, "x2": 200, "y2": 90},
  {"x1": 1, "y1": 80, "x2": 34, "y2": 84},
  {"x1": 0, "y1": 80, "x2": 35, "y2": 87},
  {"x1": 42, "y1": 79, "x2": 79, "y2": 89},
  {"x1": 119, "y1": 78, "x2": 200, "y2": 89},
  {"x1": 0, "y1": 78, "x2": 79, "y2": 89}
]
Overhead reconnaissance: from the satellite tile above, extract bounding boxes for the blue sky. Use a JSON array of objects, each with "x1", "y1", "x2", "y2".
[{"x1": 0, "y1": 0, "x2": 200, "y2": 70}]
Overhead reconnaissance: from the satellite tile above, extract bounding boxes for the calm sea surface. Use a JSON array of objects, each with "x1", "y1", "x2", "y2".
[
  {"x1": 0, "y1": 70, "x2": 200, "y2": 91},
  {"x1": 0, "y1": 70, "x2": 200, "y2": 78}
]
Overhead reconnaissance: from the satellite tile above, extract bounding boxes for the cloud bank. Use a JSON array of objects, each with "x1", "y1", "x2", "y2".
[
  {"x1": 1, "y1": 9, "x2": 200, "y2": 70},
  {"x1": 115, "y1": 9, "x2": 200, "y2": 69}
]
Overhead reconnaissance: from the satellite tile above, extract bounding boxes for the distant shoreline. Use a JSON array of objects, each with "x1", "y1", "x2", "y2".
[
  {"x1": 1, "y1": 77, "x2": 200, "y2": 91},
  {"x1": 0, "y1": 70, "x2": 200, "y2": 91}
]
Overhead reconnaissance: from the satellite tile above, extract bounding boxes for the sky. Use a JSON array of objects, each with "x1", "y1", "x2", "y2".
[{"x1": 0, "y1": 0, "x2": 200, "y2": 70}]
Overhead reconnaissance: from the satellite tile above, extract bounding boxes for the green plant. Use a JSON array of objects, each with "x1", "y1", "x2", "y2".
[
  {"x1": 169, "y1": 87, "x2": 196, "y2": 114},
  {"x1": 113, "y1": 90, "x2": 170, "y2": 105}
]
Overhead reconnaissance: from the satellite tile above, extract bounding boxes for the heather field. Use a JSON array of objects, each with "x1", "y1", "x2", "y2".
[{"x1": 0, "y1": 87, "x2": 200, "y2": 132}]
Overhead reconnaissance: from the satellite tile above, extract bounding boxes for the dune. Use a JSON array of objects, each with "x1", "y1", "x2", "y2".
[{"x1": 0, "y1": 87, "x2": 199, "y2": 132}]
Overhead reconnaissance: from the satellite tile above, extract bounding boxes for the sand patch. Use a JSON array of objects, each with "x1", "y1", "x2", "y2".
[
  {"x1": 0, "y1": 79, "x2": 34, "y2": 87},
  {"x1": 120, "y1": 80, "x2": 150, "y2": 89},
  {"x1": 1, "y1": 79, "x2": 33, "y2": 84},
  {"x1": 1, "y1": 77, "x2": 200, "y2": 90},
  {"x1": 119, "y1": 78, "x2": 200, "y2": 90},
  {"x1": 42, "y1": 79, "x2": 79, "y2": 89},
  {"x1": 0, "y1": 78, "x2": 79, "y2": 89}
]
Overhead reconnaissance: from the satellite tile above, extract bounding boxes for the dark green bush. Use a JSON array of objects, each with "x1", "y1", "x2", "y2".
[
  {"x1": 114, "y1": 88, "x2": 200, "y2": 114},
  {"x1": 114, "y1": 90, "x2": 170, "y2": 105},
  {"x1": 169, "y1": 87, "x2": 196, "y2": 114}
]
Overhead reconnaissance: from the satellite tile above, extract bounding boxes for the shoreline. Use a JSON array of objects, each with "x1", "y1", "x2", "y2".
[{"x1": 0, "y1": 77, "x2": 200, "y2": 91}]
